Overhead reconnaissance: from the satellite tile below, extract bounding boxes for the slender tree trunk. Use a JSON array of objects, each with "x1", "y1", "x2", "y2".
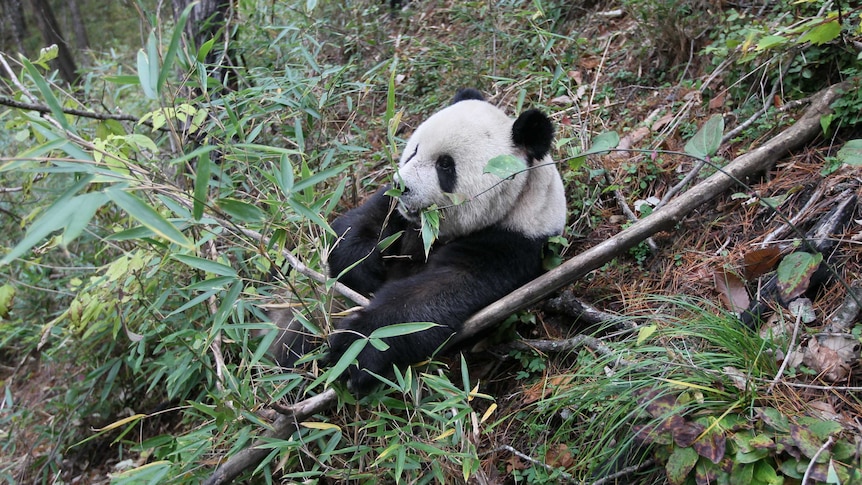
[
  {"x1": 67, "y1": 0, "x2": 90, "y2": 52},
  {"x1": 27, "y1": 0, "x2": 78, "y2": 84},
  {"x1": 171, "y1": 0, "x2": 237, "y2": 89},
  {"x1": 2, "y1": 0, "x2": 27, "y2": 54}
]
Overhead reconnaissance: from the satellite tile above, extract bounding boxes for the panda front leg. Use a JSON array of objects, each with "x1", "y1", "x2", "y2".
[
  {"x1": 327, "y1": 230, "x2": 545, "y2": 394},
  {"x1": 327, "y1": 267, "x2": 473, "y2": 393},
  {"x1": 328, "y1": 186, "x2": 406, "y2": 297}
]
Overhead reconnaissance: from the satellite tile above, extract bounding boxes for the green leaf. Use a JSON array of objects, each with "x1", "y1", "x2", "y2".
[
  {"x1": 377, "y1": 231, "x2": 403, "y2": 252},
  {"x1": 217, "y1": 198, "x2": 266, "y2": 223},
  {"x1": 193, "y1": 151, "x2": 211, "y2": 221},
  {"x1": 1, "y1": 177, "x2": 91, "y2": 265},
  {"x1": 136, "y1": 49, "x2": 156, "y2": 99},
  {"x1": 62, "y1": 192, "x2": 109, "y2": 245},
  {"x1": 420, "y1": 206, "x2": 440, "y2": 258},
  {"x1": 756, "y1": 35, "x2": 788, "y2": 51},
  {"x1": 800, "y1": 20, "x2": 841, "y2": 45},
  {"x1": 326, "y1": 337, "x2": 367, "y2": 387},
  {"x1": 836, "y1": 139, "x2": 862, "y2": 166},
  {"x1": 685, "y1": 114, "x2": 724, "y2": 158},
  {"x1": 172, "y1": 255, "x2": 237, "y2": 277},
  {"x1": 159, "y1": 2, "x2": 195, "y2": 94},
  {"x1": 288, "y1": 197, "x2": 333, "y2": 234},
  {"x1": 20, "y1": 57, "x2": 72, "y2": 133},
  {"x1": 33, "y1": 44, "x2": 59, "y2": 67},
  {"x1": 369, "y1": 322, "x2": 438, "y2": 339},
  {"x1": 484, "y1": 154, "x2": 527, "y2": 179},
  {"x1": 636, "y1": 324, "x2": 657, "y2": 345},
  {"x1": 584, "y1": 131, "x2": 621, "y2": 155},
  {"x1": 752, "y1": 460, "x2": 782, "y2": 485},
  {"x1": 820, "y1": 113, "x2": 834, "y2": 134},
  {"x1": 666, "y1": 446, "x2": 699, "y2": 485},
  {"x1": 197, "y1": 38, "x2": 216, "y2": 63},
  {"x1": 276, "y1": 153, "x2": 295, "y2": 196},
  {"x1": 107, "y1": 189, "x2": 193, "y2": 249},
  {"x1": 0, "y1": 284, "x2": 15, "y2": 318},
  {"x1": 291, "y1": 163, "x2": 351, "y2": 193},
  {"x1": 776, "y1": 252, "x2": 823, "y2": 302}
]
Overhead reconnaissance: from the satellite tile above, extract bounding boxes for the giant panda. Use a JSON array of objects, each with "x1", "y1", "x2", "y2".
[{"x1": 273, "y1": 88, "x2": 567, "y2": 393}]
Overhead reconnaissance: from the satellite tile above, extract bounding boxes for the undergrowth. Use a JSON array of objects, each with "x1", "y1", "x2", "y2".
[{"x1": 1, "y1": 0, "x2": 861, "y2": 483}]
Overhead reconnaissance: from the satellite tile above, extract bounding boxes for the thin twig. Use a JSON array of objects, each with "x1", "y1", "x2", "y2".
[
  {"x1": 801, "y1": 435, "x2": 835, "y2": 485},
  {"x1": 766, "y1": 310, "x2": 803, "y2": 395},
  {"x1": 0, "y1": 95, "x2": 140, "y2": 123},
  {"x1": 591, "y1": 459, "x2": 656, "y2": 485}
]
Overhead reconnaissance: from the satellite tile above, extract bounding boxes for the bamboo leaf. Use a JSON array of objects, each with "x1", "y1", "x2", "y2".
[
  {"x1": 325, "y1": 338, "x2": 367, "y2": 387},
  {"x1": 106, "y1": 189, "x2": 193, "y2": 248},
  {"x1": 159, "y1": 2, "x2": 195, "y2": 93},
  {"x1": 0, "y1": 177, "x2": 91, "y2": 265},
  {"x1": 61, "y1": 192, "x2": 109, "y2": 245},
  {"x1": 217, "y1": 198, "x2": 266, "y2": 223},
  {"x1": 20, "y1": 57, "x2": 72, "y2": 132},
  {"x1": 172, "y1": 255, "x2": 237, "y2": 277},
  {"x1": 369, "y1": 322, "x2": 438, "y2": 339},
  {"x1": 484, "y1": 154, "x2": 526, "y2": 179},
  {"x1": 193, "y1": 151, "x2": 211, "y2": 221}
]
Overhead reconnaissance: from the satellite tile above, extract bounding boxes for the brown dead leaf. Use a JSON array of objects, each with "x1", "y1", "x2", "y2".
[
  {"x1": 506, "y1": 454, "x2": 526, "y2": 473},
  {"x1": 610, "y1": 126, "x2": 651, "y2": 159},
  {"x1": 545, "y1": 443, "x2": 574, "y2": 469},
  {"x1": 743, "y1": 247, "x2": 782, "y2": 280},
  {"x1": 651, "y1": 112, "x2": 676, "y2": 132},
  {"x1": 579, "y1": 56, "x2": 601, "y2": 69},
  {"x1": 722, "y1": 366, "x2": 748, "y2": 391},
  {"x1": 708, "y1": 91, "x2": 726, "y2": 110},
  {"x1": 802, "y1": 336, "x2": 858, "y2": 382},
  {"x1": 713, "y1": 270, "x2": 750, "y2": 313},
  {"x1": 521, "y1": 375, "x2": 573, "y2": 405}
]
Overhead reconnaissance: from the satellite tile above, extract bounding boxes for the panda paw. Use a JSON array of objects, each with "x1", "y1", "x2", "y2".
[{"x1": 327, "y1": 323, "x2": 389, "y2": 394}]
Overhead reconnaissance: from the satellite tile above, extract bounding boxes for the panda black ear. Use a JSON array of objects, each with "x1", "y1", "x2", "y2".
[
  {"x1": 512, "y1": 109, "x2": 553, "y2": 164},
  {"x1": 450, "y1": 88, "x2": 485, "y2": 105}
]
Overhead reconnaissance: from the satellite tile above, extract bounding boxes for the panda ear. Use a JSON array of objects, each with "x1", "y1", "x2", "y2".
[
  {"x1": 450, "y1": 88, "x2": 485, "y2": 105},
  {"x1": 512, "y1": 109, "x2": 553, "y2": 164}
]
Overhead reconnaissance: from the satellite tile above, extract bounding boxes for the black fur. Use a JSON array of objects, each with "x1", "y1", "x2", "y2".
[
  {"x1": 512, "y1": 109, "x2": 553, "y2": 164},
  {"x1": 450, "y1": 88, "x2": 485, "y2": 104},
  {"x1": 328, "y1": 188, "x2": 547, "y2": 392},
  {"x1": 435, "y1": 154, "x2": 457, "y2": 193}
]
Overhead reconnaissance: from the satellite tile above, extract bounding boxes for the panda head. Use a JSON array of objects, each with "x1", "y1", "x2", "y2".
[{"x1": 396, "y1": 89, "x2": 566, "y2": 240}]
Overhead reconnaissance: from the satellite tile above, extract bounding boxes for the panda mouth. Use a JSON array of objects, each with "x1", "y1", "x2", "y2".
[{"x1": 398, "y1": 201, "x2": 422, "y2": 222}]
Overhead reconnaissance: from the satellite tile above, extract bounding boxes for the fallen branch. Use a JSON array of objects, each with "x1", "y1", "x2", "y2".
[
  {"x1": 457, "y1": 81, "x2": 848, "y2": 342},
  {"x1": 202, "y1": 388, "x2": 338, "y2": 485}
]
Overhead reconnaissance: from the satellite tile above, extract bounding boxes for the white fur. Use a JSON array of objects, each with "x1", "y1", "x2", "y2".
[{"x1": 396, "y1": 100, "x2": 566, "y2": 239}]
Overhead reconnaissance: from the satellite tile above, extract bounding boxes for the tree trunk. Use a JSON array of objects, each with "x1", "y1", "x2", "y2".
[
  {"x1": 2, "y1": 0, "x2": 27, "y2": 55},
  {"x1": 172, "y1": 0, "x2": 237, "y2": 89},
  {"x1": 67, "y1": 0, "x2": 90, "y2": 52},
  {"x1": 27, "y1": 0, "x2": 78, "y2": 84}
]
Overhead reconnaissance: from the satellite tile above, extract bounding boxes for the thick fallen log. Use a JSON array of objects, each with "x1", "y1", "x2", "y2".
[{"x1": 204, "y1": 82, "x2": 848, "y2": 484}]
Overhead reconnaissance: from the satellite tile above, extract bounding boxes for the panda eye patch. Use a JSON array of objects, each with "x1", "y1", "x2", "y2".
[{"x1": 436, "y1": 155, "x2": 455, "y2": 170}]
